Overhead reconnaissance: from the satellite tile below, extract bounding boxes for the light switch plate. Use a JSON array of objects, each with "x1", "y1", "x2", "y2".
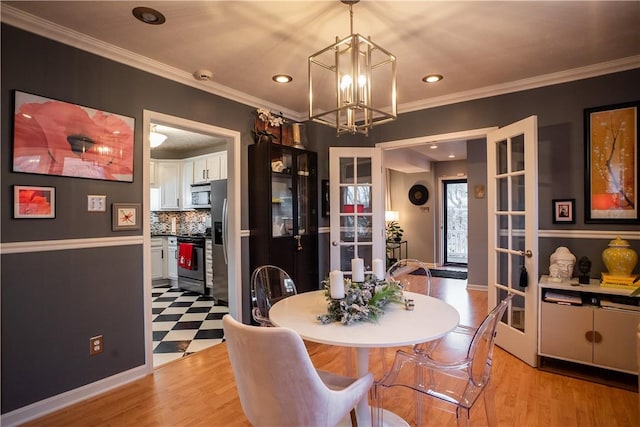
[{"x1": 87, "y1": 195, "x2": 107, "y2": 212}]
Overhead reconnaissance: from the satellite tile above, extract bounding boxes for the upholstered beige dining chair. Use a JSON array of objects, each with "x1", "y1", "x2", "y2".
[
  {"x1": 250, "y1": 265, "x2": 297, "y2": 326},
  {"x1": 371, "y1": 294, "x2": 514, "y2": 427},
  {"x1": 223, "y1": 315, "x2": 373, "y2": 427}
]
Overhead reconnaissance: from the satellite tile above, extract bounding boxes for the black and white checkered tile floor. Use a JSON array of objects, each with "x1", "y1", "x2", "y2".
[{"x1": 152, "y1": 285, "x2": 228, "y2": 367}]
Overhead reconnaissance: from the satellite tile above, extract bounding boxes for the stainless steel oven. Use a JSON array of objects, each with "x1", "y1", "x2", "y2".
[{"x1": 177, "y1": 235, "x2": 207, "y2": 294}]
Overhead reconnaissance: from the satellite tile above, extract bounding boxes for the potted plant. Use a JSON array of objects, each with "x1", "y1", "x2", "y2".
[
  {"x1": 385, "y1": 221, "x2": 404, "y2": 267},
  {"x1": 386, "y1": 221, "x2": 404, "y2": 243}
]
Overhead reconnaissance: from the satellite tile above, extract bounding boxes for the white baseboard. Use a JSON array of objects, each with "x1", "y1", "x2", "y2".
[
  {"x1": 1, "y1": 365, "x2": 148, "y2": 426},
  {"x1": 466, "y1": 283, "x2": 488, "y2": 291}
]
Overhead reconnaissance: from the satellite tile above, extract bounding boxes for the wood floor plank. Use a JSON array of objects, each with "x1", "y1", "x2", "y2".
[{"x1": 22, "y1": 278, "x2": 638, "y2": 426}]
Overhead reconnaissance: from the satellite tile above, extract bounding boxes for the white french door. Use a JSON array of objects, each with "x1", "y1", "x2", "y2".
[
  {"x1": 329, "y1": 147, "x2": 384, "y2": 275},
  {"x1": 487, "y1": 116, "x2": 539, "y2": 367}
]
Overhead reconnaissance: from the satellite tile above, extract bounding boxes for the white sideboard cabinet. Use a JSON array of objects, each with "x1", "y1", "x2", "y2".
[{"x1": 538, "y1": 275, "x2": 640, "y2": 374}]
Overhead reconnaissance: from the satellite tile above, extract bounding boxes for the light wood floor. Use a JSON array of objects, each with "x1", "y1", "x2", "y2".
[{"x1": 24, "y1": 278, "x2": 638, "y2": 426}]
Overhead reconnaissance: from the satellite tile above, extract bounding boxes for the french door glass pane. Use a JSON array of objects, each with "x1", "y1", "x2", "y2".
[
  {"x1": 497, "y1": 251, "x2": 508, "y2": 285},
  {"x1": 498, "y1": 215, "x2": 508, "y2": 249},
  {"x1": 498, "y1": 177, "x2": 509, "y2": 211},
  {"x1": 356, "y1": 158, "x2": 372, "y2": 183},
  {"x1": 512, "y1": 174, "x2": 525, "y2": 211},
  {"x1": 497, "y1": 139, "x2": 508, "y2": 174},
  {"x1": 511, "y1": 134, "x2": 525, "y2": 172}
]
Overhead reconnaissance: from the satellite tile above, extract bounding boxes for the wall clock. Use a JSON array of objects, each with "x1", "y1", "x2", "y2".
[{"x1": 408, "y1": 184, "x2": 429, "y2": 206}]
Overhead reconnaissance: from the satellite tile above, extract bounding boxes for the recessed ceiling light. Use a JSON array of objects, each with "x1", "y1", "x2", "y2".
[
  {"x1": 132, "y1": 7, "x2": 166, "y2": 25},
  {"x1": 422, "y1": 74, "x2": 443, "y2": 83},
  {"x1": 448, "y1": 154, "x2": 456, "y2": 158},
  {"x1": 430, "y1": 144, "x2": 438, "y2": 149},
  {"x1": 272, "y1": 74, "x2": 293, "y2": 83}
]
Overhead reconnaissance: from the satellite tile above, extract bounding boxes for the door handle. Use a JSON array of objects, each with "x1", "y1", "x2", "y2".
[
  {"x1": 518, "y1": 250, "x2": 533, "y2": 258},
  {"x1": 294, "y1": 235, "x2": 303, "y2": 251},
  {"x1": 332, "y1": 241, "x2": 339, "y2": 247}
]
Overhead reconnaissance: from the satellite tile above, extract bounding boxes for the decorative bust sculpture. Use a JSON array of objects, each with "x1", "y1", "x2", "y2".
[
  {"x1": 578, "y1": 256, "x2": 592, "y2": 284},
  {"x1": 548, "y1": 246, "x2": 576, "y2": 282}
]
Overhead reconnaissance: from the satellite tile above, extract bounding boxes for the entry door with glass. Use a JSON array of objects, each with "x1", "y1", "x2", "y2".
[{"x1": 443, "y1": 178, "x2": 468, "y2": 266}]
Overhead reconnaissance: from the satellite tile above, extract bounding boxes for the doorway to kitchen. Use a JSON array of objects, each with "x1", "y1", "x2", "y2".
[
  {"x1": 443, "y1": 178, "x2": 468, "y2": 266},
  {"x1": 143, "y1": 110, "x2": 241, "y2": 370}
]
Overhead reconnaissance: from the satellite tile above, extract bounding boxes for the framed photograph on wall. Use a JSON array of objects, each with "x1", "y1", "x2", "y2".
[
  {"x1": 12, "y1": 90, "x2": 135, "y2": 182},
  {"x1": 552, "y1": 199, "x2": 575, "y2": 224},
  {"x1": 13, "y1": 185, "x2": 55, "y2": 219},
  {"x1": 584, "y1": 100, "x2": 639, "y2": 223},
  {"x1": 112, "y1": 203, "x2": 141, "y2": 231}
]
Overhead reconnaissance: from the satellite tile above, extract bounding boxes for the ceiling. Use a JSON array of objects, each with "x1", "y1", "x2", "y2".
[{"x1": 3, "y1": 1, "x2": 639, "y2": 165}]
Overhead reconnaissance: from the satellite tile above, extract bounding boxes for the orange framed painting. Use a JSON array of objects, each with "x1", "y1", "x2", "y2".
[
  {"x1": 584, "y1": 101, "x2": 639, "y2": 223},
  {"x1": 14, "y1": 185, "x2": 55, "y2": 219},
  {"x1": 12, "y1": 90, "x2": 135, "y2": 182}
]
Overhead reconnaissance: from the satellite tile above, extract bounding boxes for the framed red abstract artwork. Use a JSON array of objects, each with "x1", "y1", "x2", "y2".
[
  {"x1": 14, "y1": 185, "x2": 55, "y2": 219},
  {"x1": 584, "y1": 101, "x2": 639, "y2": 223},
  {"x1": 12, "y1": 91, "x2": 135, "y2": 182}
]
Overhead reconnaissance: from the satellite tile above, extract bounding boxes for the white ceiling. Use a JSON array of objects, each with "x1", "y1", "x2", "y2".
[{"x1": 3, "y1": 1, "x2": 639, "y2": 166}]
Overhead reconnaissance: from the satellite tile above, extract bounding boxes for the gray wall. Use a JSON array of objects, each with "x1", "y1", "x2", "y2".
[
  {"x1": 2, "y1": 22, "x2": 640, "y2": 416},
  {"x1": 1, "y1": 24, "x2": 260, "y2": 413}
]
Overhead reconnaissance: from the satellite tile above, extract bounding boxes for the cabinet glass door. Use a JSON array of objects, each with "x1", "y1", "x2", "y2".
[{"x1": 271, "y1": 146, "x2": 293, "y2": 238}]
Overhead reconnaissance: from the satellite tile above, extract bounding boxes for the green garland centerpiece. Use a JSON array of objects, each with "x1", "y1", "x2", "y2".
[{"x1": 317, "y1": 275, "x2": 405, "y2": 325}]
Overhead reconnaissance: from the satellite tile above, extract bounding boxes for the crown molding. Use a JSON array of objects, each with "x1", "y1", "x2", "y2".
[
  {"x1": 0, "y1": 4, "x2": 302, "y2": 121},
  {"x1": 2, "y1": 4, "x2": 637, "y2": 122},
  {"x1": 400, "y1": 56, "x2": 640, "y2": 114}
]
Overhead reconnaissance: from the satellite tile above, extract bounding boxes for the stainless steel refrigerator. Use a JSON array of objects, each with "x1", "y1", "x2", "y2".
[{"x1": 210, "y1": 179, "x2": 228, "y2": 305}]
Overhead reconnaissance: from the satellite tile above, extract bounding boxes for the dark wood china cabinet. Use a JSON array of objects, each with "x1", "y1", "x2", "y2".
[{"x1": 249, "y1": 141, "x2": 318, "y2": 294}]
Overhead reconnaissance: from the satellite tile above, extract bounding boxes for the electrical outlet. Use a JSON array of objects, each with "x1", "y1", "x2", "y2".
[{"x1": 90, "y1": 335, "x2": 104, "y2": 355}]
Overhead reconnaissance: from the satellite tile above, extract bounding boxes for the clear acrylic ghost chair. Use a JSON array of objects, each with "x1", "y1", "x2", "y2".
[
  {"x1": 386, "y1": 259, "x2": 475, "y2": 357},
  {"x1": 386, "y1": 258, "x2": 432, "y2": 296},
  {"x1": 380, "y1": 259, "x2": 433, "y2": 369},
  {"x1": 250, "y1": 265, "x2": 297, "y2": 326},
  {"x1": 223, "y1": 315, "x2": 373, "y2": 427},
  {"x1": 371, "y1": 293, "x2": 514, "y2": 427}
]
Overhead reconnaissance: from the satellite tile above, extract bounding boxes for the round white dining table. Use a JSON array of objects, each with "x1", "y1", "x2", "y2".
[{"x1": 269, "y1": 290, "x2": 460, "y2": 426}]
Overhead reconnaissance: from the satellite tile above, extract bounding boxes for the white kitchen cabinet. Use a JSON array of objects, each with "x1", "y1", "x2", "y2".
[
  {"x1": 157, "y1": 161, "x2": 181, "y2": 210},
  {"x1": 150, "y1": 160, "x2": 157, "y2": 186},
  {"x1": 151, "y1": 238, "x2": 164, "y2": 280},
  {"x1": 193, "y1": 152, "x2": 227, "y2": 184},
  {"x1": 216, "y1": 151, "x2": 227, "y2": 180},
  {"x1": 538, "y1": 276, "x2": 640, "y2": 374},
  {"x1": 167, "y1": 236, "x2": 178, "y2": 285},
  {"x1": 182, "y1": 161, "x2": 194, "y2": 208}
]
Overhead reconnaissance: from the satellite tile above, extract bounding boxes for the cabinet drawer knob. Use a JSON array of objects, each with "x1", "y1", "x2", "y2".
[
  {"x1": 593, "y1": 331, "x2": 602, "y2": 343},
  {"x1": 585, "y1": 330, "x2": 593, "y2": 342}
]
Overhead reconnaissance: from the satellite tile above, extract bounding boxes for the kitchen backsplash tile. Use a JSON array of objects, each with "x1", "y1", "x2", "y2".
[{"x1": 151, "y1": 210, "x2": 211, "y2": 235}]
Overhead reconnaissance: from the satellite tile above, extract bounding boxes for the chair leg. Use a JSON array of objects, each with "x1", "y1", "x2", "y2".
[
  {"x1": 349, "y1": 409, "x2": 358, "y2": 427},
  {"x1": 414, "y1": 363, "x2": 425, "y2": 426},
  {"x1": 370, "y1": 383, "x2": 383, "y2": 427},
  {"x1": 455, "y1": 406, "x2": 471, "y2": 427},
  {"x1": 482, "y1": 384, "x2": 498, "y2": 427}
]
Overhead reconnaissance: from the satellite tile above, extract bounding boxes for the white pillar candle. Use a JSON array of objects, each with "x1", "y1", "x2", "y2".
[
  {"x1": 351, "y1": 258, "x2": 365, "y2": 282},
  {"x1": 372, "y1": 258, "x2": 385, "y2": 281},
  {"x1": 329, "y1": 270, "x2": 345, "y2": 299}
]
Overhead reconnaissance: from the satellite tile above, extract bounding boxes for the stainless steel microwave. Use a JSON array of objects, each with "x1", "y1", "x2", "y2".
[{"x1": 191, "y1": 184, "x2": 211, "y2": 207}]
